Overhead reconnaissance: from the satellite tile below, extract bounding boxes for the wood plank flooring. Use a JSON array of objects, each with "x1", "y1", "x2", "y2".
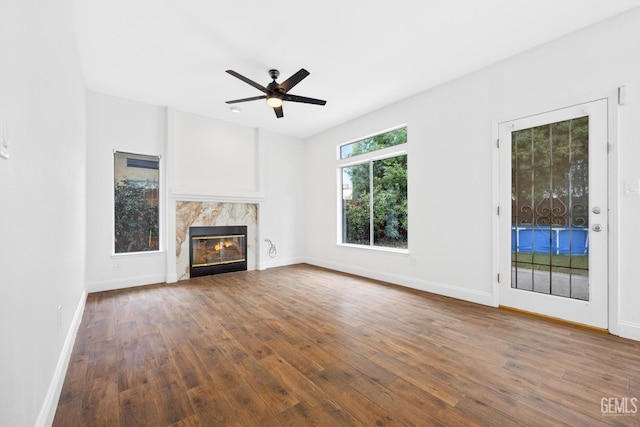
[{"x1": 54, "y1": 264, "x2": 640, "y2": 426}]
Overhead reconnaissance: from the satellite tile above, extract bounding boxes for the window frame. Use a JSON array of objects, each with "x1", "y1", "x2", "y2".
[
  {"x1": 337, "y1": 126, "x2": 409, "y2": 252},
  {"x1": 113, "y1": 150, "x2": 162, "y2": 255}
]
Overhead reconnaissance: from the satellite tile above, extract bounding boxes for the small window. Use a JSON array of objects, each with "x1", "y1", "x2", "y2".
[
  {"x1": 339, "y1": 127, "x2": 408, "y2": 249},
  {"x1": 114, "y1": 152, "x2": 160, "y2": 253},
  {"x1": 126, "y1": 157, "x2": 159, "y2": 170},
  {"x1": 340, "y1": 127, "x2": 407, "y2": 159}
]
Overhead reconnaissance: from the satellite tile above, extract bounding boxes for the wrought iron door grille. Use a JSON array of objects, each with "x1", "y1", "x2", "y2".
[{"x1": 511, "y1": 116, "x2": 589, "y2": 301}]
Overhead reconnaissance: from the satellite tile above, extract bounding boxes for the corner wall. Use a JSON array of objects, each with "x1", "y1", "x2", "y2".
[
  {"x1": 85, "y1": 91, "x2": 167, "y2": 292},
  {"x1": 258, "y1": 129, "x2": 306, "y2": 269},
  {"x1": 304, "y1": 8, "x2": 640, "y2": 340},
  {"x1": 165, "y1": 110, "x2": 306, "y2": 279},
  {"x1": 86, "y1": 94, "x2": 306, "y2": 289},
  {"x1": 0, "y1": 0, "x2": 88, "y2": 425}
]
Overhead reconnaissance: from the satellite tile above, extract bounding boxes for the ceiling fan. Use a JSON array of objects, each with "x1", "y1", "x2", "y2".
[{"x1": 225, "y1": 68, "x2": 326, "y2": 118}]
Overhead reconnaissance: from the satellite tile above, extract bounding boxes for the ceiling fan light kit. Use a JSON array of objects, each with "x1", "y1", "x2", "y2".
[
  {"x1": 266, "y1": 95, "x2": 283, "y2": 108},
  {"x1": 226, "y1": 68, "x2": 326, "y2": 118}
]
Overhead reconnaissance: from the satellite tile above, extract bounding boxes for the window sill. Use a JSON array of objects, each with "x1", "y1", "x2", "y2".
[
  {"x1": 336, "y1": 243, "x2": 409, "y2": 255},
  {"x1": 111, "y1": 250, "x2": 164, "y2": 259}
]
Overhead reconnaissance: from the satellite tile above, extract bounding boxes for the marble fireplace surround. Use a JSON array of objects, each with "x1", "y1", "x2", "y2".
[{"x1": 175, "y1": 201, "x2": 258, "y2": 280}]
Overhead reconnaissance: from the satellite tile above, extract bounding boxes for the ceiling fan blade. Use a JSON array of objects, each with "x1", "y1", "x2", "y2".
[
  {"x1": 226, "y1": 70, "x2": 268, "y2": 93},
  {"x1": 226, "y1": 95, "x2": 267, "y2": 104},
  {"x1": 277, "y1": 68, "x2": 310, "y2": 93},
  {"x1": 283, "y1": 94, "x2": 327, "y2": 105},
  {"x1": 274, "y1": 105, "x2": 284, "y2": 118}
]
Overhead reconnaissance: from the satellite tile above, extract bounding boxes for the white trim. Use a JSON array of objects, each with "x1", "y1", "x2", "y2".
[
  {"x1": 492, "y1": 92, "x2": 610, "y2": 130},
  {"x1": 305, "y1": 257, "x2": 495, "y2": 307},
  {"x1": 337, "y1": 128, "x2": 408, "y2": 250},
  {"x1": 617, "y1": 321, "x2": 640, "y2": 341},
  {"x1": 258, "y1": 257, "x2": 305, "y2": 271},
  {"x1": 491, "y1": 118, "x2": 501, "y2": 308},
  {"x1": 336, "y1": 242, "x2": 409, "y2": 255},
  {"x1": 607, "y1": 88, "x2": 621, "y2": 336},
  {"x1": 336, "y1": 167, "x2": 343, "y2": 245},
  {"x1": 111, "y1": 250, "x2": 164, "y2": 259},
  {"x1": 494, "y1": 98, "x2": 610, "y2": 329},
  {"x1": 113, "y1": 150, "x2": 163, "y2": 254},
  {"x1": 168, "y1": 188, "x2": 265, "y2": 203},
  {"x1": 36, "y1": 290, "x2": 87, "y2": 427},
  {"x1": 338, "y1": 145, "x2": 408, "y2": 167},
  {"x1": 87, "y1": 273, "x2": 166, "y2": 293},
  {"x1": 337, "y1": 123, "x2": 408, "y2": 158},
  {"x1": 493, "y1": 90, "x2": 621, "y2": 334},
  {"x1": 165, "y1": 108, "x2": 177, "y2": 285},
  {"x1": 256, "y1": 128, "x2": 267, "y2": 199}
]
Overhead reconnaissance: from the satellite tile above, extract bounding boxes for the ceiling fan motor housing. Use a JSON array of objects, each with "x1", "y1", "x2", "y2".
[{"x1": 267, "y1": 81, "x2": 280, "y2": 92}]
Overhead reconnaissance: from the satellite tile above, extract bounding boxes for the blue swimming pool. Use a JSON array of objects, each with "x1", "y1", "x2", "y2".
[{"x1": 511, "y1": 226, "x2": 588, "y2": 255}]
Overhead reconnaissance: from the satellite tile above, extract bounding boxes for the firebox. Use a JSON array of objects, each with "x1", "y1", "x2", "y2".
[{"x1": 189, "y1": 226, "x2": 247, "y2": 277}]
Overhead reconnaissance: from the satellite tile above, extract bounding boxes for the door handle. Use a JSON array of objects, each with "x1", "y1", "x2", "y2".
[{"x1": 592, "y1": 224, "x2": 603, "y2": 232}]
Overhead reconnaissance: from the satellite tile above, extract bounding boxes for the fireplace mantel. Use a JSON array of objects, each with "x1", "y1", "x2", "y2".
[{"x1": 169, "y1": 187, "x2": 265, "y2": 203}]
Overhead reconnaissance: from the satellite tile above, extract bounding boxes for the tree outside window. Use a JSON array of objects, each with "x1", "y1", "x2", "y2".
[
  {"x1": 340, "y1": 128, "x2": 408, "y2": 249},
  {"x1": 114, "y1": 152, "x2": 159, "y2": 253}
]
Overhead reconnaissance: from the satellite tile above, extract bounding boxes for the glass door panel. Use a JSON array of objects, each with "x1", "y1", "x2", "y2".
[
  {"x1": 498, "y1": 99, "x2": 608, "y2": 329},
  {"x1": 511, "y1": 116, "x2": 589, "y2": 301}
]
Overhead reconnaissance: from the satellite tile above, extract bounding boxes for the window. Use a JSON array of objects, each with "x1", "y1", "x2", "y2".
[
  {"x1": 339, "y1": 127, "x2": 408, "y2": 249},
  {"x1": 340, "y1": 127, "x2": 406, "y2": 159},
  {"x1": 114, "y1": 151, "x2": 160, "y2": 253}
]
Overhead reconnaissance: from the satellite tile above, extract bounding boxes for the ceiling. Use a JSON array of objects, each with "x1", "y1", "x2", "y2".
[{"x1": 73, "y1": 0, "x2": 640, "y2": 139}]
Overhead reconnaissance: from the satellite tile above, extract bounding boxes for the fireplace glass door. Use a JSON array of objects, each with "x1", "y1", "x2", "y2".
[
  {"x1": 192, "y1": 235, "x2": 246, "y2": 267},
  {"x1": 189, "y1": 226, "x2": 248, "y2": 277}
]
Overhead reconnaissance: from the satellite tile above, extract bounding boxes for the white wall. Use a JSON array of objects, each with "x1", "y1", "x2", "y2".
[
  {"x1": 85, "y1": 91, "x2": 166, "y2": 292},
  {"x1": 304, "y1": 80, "x2": 496, "y2": 305},
  {"x1": 0, "y1": 0, "x2": 87, "y2": 425},
  {"x1": 304, "y1": 8, "x2": 640, "y2": 340},
  {"x1": 166, "y1": 110, "x2": 306, "y2": 277},
  {"x1": 171, "y1": 110, "x2": 261, "y2": 197},
  {"x1": 258, "y1": 129, "x2": 306, "y2": 269},
  {"x1": 87, "y1": 95, "x2": 306, "y2": 286}
]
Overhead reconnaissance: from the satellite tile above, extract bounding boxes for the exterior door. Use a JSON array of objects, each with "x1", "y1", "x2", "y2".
[{"x1": 498, "y1": 100, "x2": 608, "y2": 328}]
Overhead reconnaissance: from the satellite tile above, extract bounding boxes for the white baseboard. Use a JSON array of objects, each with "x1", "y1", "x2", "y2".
[
  {"x1": 304, "y1": 257, "x2": 495, "y2": 307},
  {"x1": 87, "y1": 274, "x2": 167, "y2": 293},
  {"x1": 36, "y1": 290, "x2": 87, "y2": 427},
  {"x1": 617, "y1": 320, "x2": 640, "y2": 341},
  {"x1": 258, "y1": 257, "x2": 305, "y2": 271}
]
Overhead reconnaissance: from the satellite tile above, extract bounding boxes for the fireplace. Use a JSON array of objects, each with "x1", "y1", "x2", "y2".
[{"x1": 189, "y1": 226, "x2": 247, "y2": 277}]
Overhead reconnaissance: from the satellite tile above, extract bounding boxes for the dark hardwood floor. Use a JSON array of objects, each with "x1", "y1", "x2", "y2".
[{"x1": 54, "y1": 264, "x2": 640, "y2": 426}]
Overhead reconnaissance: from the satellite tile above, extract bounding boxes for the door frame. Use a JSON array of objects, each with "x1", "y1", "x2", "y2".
[{"x1": 491, "y1": 91, "x2": 619, "y2": 334}]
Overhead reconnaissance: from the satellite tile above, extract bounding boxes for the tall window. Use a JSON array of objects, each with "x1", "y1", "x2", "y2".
[
  {"x1": 114, "y1": 151, "x2": 160, "y2": 253},
  {"x1": 339, "y1": 127, "x2": 408, "y2": 249}
]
